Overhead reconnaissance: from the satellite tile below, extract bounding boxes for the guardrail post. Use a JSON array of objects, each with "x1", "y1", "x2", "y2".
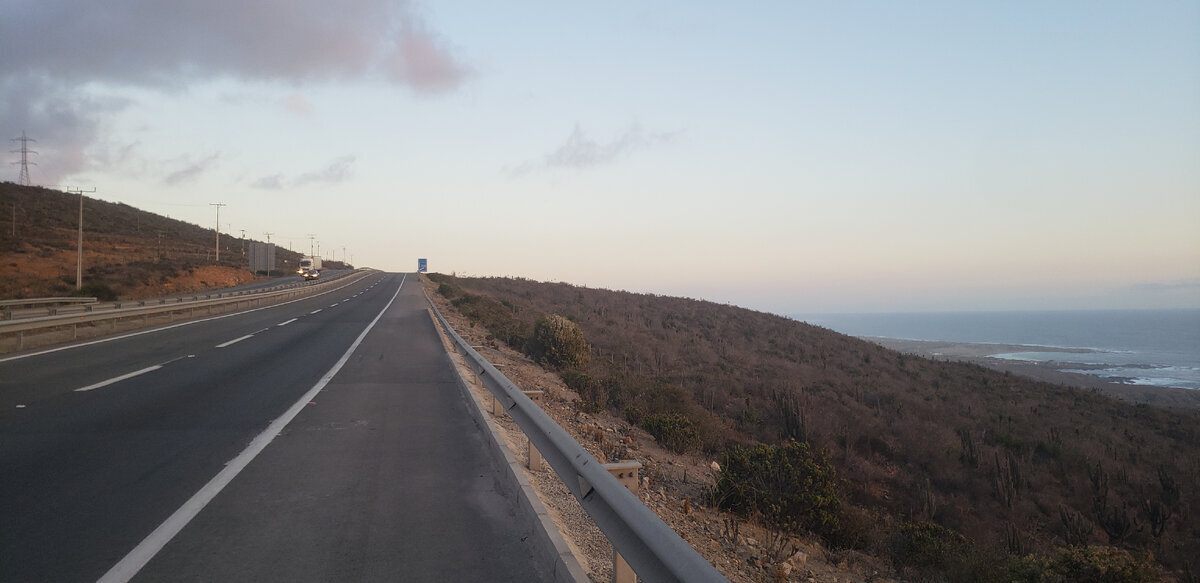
[
  {"x1": 522, "y1": 390, "x2": 545, "y2": 470},
  {"x1": 605, "y1": 461, "x2": 643, "y2": 583}
]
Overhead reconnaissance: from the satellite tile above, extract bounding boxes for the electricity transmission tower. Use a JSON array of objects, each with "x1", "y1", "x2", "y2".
[{"x1": 10, "y1": 131, "x2": 37, "y2": 186}]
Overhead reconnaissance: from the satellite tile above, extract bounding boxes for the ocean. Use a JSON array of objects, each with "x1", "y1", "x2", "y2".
[{"x1": 794, "y1": 310, "x2": 1200, "y2": 391}]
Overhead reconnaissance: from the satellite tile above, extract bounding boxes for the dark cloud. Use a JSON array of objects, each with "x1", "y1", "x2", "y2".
[
  {"x1": 508, "y1": 123, "x2": 684, "y2": 176},
  {"x1": 2, "y1": 75, "x2": 130, "y2": 185},
  {"x1": 0, "y1": 0, "x2": 471, "y2": 183}
]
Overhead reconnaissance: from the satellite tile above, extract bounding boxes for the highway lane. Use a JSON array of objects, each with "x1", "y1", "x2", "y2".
[
  {"x1": 131, "y1": 275, "x2": 549, "y2": 582},
  {"x1": 0, "y1": 270, "x2": 379, "y2": 409},
  {"x1": 2, "y1": 273, "x2": 547, "y2": 583},
  {"x1": 0, "y1": 271, "x2": 387, "y2": 581}
]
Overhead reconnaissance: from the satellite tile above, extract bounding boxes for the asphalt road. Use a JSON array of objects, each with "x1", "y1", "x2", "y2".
[{"x1": 0, "y1": 273, "x2": 550, "y2": 582}]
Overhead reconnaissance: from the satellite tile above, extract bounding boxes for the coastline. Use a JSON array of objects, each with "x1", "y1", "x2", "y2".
[{"x1": 865, "y1": 337, "x2": 1200, "y2": 410}]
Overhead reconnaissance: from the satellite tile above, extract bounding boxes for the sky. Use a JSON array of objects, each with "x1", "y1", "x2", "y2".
[{"x1": 2, "y1": 1, "x2": 1198, "y2": 314}]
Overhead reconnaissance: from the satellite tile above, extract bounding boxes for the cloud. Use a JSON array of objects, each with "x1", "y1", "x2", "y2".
[
  {"x1": 280, "y1": 94, "x2": 314, "y2": 116},
  {"x1": 251, "y1": 156, "x2": 356, "y2": 189},
  {"x1": 2, "y1": 75, "x2": 131, "y2": 185},
  {"x1": 251, "y1": 173, "x2": 285, "y2": 190},
  {"x1": 0, "y1": 0, "x2": 471, "y2": 182},
  {"x1": 163, "y1": 152, "x2": 221, "y2": 185},
  {"x1": 385, "y1": 14, "x2": 474, "y2": 95},
  {"x1": 509, "y1": 123, "x2": 684, "y2": 176},
  {"x1": 293, "y1": 156, "x2": 356, "y2": 187}
]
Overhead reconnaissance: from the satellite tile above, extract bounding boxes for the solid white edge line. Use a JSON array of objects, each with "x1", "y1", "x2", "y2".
[
  {"x1": 276, "y1": 318, "x2": 298, "y2": 327},
  {"x1": 75, "y1": 365, "x2": 163, "y2": 392},
  {"x1": 95, "y1": 273, "x2": 406, "y2": 583},
  {"x1": 215, "y1": 334, "x2": 254, "y2": 349}
]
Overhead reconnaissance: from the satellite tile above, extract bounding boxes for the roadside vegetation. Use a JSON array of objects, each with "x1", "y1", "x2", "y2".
[
  {"x1": 430, "y1": 273, "x2": 1200, "y2": 582},
  {"x1": 1, "y1": 182, "x2": 350, "y2": 299}
]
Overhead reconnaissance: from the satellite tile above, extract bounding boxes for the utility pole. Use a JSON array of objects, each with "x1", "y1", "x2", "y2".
[
  {"x1": 66, "y1": 187, "x2": 96, "y2": 290},
  {"x1": 307, "y1": 234, "x2": 316, "y2": 258},
  {"x1": 240, "y1": 229, "x2": 246, "y2": 257},
  {"x1": 10, "y1": 131, "x2": 36, "y2": 186},
  {"x1": 264, "y1": 232, "x2": 274, "y2": 244},
  {"x1": 210, "y1": 203, "x2": 226, "y2": 263}
]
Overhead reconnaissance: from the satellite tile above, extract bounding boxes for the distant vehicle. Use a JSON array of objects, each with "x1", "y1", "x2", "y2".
[
  {"x1": 302, "y1": 268, "x2": 319, "y2": 281},
  {"x1": 297, "y1": 256, "x2": 322, "y2": 274}
]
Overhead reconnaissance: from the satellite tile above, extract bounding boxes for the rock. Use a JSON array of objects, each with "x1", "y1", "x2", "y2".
[
  {"x1": 711, "y1": 461, "x2": 721, "y2": 472},
  {"x1": 788, "y1": 550, "x2": 808, "y2": 568},
  {"x1": 772, "y1": 562, "x2": 793, "y2": 581}
]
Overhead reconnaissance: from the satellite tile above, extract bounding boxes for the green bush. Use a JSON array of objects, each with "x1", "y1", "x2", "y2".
[
  {"x1": 713, "y1": 441, "x2": 842, "y2": 536},
  {"x1": 71, "y1": 282, "x2": 118, "y2": 301},
  {"x1": 891, "y1": 521, "x2": 971, "y2": 577},
  {"x1": 437, "y1": 282, "x2": 459, "y2": 298},
  {"x1": 641, "y1": 412, "x2": 701, "y2": 454},
  {"x1": 1008, "y1": 546, "x2": 1159, "y2": 583},
  {"x1": 451, "y1": 293, "x2": 531, "y2": 350},
  {"x1": 532, "y1": 314, "x2": 590, "y2": 369},
  {"x1": 562, "y1": 371, "x2": 606, "y2": 413}
]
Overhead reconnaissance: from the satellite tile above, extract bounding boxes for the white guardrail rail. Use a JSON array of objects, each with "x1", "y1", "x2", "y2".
[
  {"x1": 426, "y1": 290, "x2": 729, "y2": 583},
  {"x1": 0, "y1": 270, "x2": 374, "y2": 353}
]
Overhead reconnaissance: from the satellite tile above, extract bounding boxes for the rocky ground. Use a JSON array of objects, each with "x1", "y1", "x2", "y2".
[
  {"x1": 421, "y1": 275, "x2": 894, "y2": 583},
  {"x1": 1, "y1": 239, "x2": 258, "y2": 300}
]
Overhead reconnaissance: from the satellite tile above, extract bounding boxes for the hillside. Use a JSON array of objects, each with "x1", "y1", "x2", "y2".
[
  {"x1": 0, "y1": 182, "x2": 348, "y2": 299},
  {"x1": 430, "y1": 274, "x2": 1199, "y2": 581}
]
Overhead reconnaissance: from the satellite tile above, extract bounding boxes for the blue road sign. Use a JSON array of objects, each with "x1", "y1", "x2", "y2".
[{"x1": 418, "y1": 258, "x2": 428, "y2": 273}]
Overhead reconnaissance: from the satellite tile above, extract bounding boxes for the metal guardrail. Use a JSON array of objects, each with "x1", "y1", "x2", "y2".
[
  {"x1": 0, "y1": 296, "x2": 98, "y2": 307},
  {"x1": 426, "y1": 291, "x2": 729, "y2": 583},
  {"x1": 0, "y1": 270, "x2": 373, "y2": 352},
  {"x1": 1, "y1": 297, "x2": 97, "y2": 319}
]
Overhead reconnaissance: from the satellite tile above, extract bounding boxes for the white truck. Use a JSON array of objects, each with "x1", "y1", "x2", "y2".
[{"x1": 297, "y1": 256, "x2": 322, "y2": 280}]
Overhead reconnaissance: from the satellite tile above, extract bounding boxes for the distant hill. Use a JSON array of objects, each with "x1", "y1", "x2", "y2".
[
  {"x1": 430, "y1": 274, "x2": 1199, "y2": 580},
  {"x1": 0, "y1": 182, "x2": 349, "y2": 299}
]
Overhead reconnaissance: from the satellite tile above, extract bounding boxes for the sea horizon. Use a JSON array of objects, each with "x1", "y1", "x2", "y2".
[{"x1": 793, "y1": 308, "x2": 1200, "y2": 391}]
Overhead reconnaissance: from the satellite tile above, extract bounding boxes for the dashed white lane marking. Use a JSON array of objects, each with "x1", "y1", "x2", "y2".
[
  {"x1": 215, "y1": 334, "x2": 254, "y2": 348},
  {"x1": 330, "y1": 303, "x2": 339, "y2": 307},
  {"x1": 276, "y1": 318, "x2": 298, "y2": 327},
  {"x1": 96, "y1": 273, "x2": 407, "y2": 583},
  {"x1": 75, "y1": 365, "x2": 163, "y2": 392},
  {"x1": 309, "y1": 309, "x2": 322, "y2": 314},
  {"x1": 0, "y1": 272, "x2": 373, "y2": 364}
]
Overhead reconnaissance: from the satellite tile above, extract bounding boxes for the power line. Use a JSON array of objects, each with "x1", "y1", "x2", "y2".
[{"x1": 10, "y1": 131, "x2": 37, "y2": 186}]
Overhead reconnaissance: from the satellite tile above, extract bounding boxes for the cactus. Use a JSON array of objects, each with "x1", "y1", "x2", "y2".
[
  {"x1": 993, "y1": 452, "x2": 1022, "y2": 508},
  {"x1": 958, "y1": 428, "x2": 979, "y2": 468},
  {"x1": 1059, "y1": 505, "x2": 1091, "y2": 547}
]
